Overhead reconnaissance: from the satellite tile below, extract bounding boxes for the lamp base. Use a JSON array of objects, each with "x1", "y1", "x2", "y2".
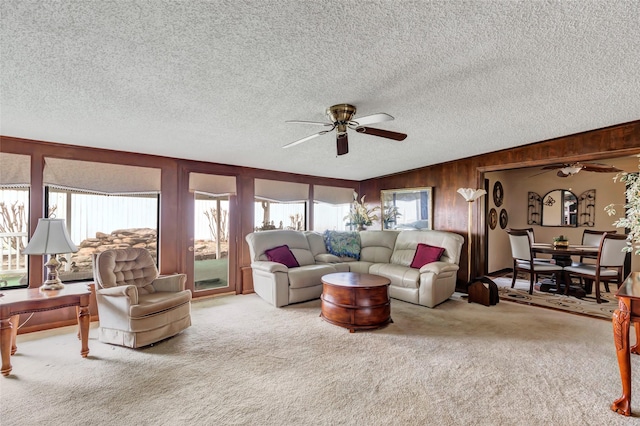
[
  {"x1": 40, "y1": 279, "x2": 65, "y2": 291},
  {"x1": 41, "y1": 255, "x2": 65, "y2": 291}
]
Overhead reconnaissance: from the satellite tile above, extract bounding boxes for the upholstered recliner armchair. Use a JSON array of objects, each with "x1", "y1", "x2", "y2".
[{"x1": 93, "y1": 248, "x2": 192, "y2": 348}]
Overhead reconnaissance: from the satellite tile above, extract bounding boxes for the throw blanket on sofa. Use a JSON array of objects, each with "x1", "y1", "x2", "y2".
[{"x1": 323, "y1": 230, "x2": 361, "y2": 260}]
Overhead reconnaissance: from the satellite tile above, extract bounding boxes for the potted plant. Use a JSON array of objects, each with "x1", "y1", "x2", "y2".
[
  {"x1": 344, "y1": 192, "x2": 380, "y2": 231},
  {"x1": 553, "y1": 235, "x2": 569, "y2": 248},
  {"x1": 605, "y1": 155, "x2": 640, "y2": 255}
]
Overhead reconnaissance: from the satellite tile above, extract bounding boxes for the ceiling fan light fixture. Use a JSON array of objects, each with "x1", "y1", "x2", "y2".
[{"x1": 561, "y1": 165, "x2": 583, "y2": 175}]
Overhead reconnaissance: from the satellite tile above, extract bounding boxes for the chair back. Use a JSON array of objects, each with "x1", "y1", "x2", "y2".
[
  {"x1": 582, "y1": 229, "x2": 616, "y2": 247},
  {"x1": 94, "y1": 248, "x2": 159, "y2": 293},
  {"x1": 506, "y1": 228, "x2": 533, "y2": 261},
  {"x1": 598, "y1": 233, "x2": 628, "y2": 267},
  {"x1": 524, "y1": 228, "x2": 535, "y2": 243}
]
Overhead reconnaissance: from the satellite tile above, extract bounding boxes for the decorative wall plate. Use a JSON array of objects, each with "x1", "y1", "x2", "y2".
[
  {"x1": 489, "y1": 208, "x2": 498, "y2": 230},
  {"x1": 493, "y1": 181, "x2": 504, "y2": 207},
  {"x1": 499, "y1": 209, "x2": 508, "y2": 229}
]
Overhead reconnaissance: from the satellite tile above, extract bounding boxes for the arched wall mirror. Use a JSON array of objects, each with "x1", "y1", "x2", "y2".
[
  {"x1": 528, "y1": 189, "x2": 596, "y2": 227},
  {"x1": 541, "y1": 189, "x2": 577, "y2": 227}
]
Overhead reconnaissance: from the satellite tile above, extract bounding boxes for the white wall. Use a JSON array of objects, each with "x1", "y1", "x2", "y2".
[{"x1": 486, "y1": 156, "x2": 639, "y2": 274}]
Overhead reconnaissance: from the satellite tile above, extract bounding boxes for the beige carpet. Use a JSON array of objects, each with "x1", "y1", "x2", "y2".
[
  {"x1": 2, "y1": 293, "x2": 639, "y2": 425},
  {"x1": 492, "y1": 276, "x2": 619, "y2": 321}
]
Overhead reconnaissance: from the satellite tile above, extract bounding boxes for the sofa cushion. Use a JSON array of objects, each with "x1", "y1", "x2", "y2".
[
  {"x1": 410, "y1": 243, "x2": 445, "y2": 269},
  {"x1": 288, "y1": 264, "x2": 337, "y2": 289},
  {"x1": 265, "y1": 245, "x2": 299, "y2": 268},
  {"x1": 369, "y1": 263, "x2": 420, "y2": 289},
  {"x1": 359, "y1": 230, "x2": 398, "y2": 263},
  {"x1": 323, "y1": 230, "x2": 361, "y2": 259},
  {"x1": 391, "y1": 230, "x2": 463, "y2": 266}
]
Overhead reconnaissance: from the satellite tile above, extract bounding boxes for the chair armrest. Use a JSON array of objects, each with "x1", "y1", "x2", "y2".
[
  {"x1": 97, "y1": 285, "x2": 139, "y2": 304},
  {"x1": 251, "y1": 261, "x2": 289, "y2": 273},
  {"x1": 315, "y1": 253, "x2": 342, "y2": 263},
  {"x1": 419, "y1": 261, "x2": 459, "y2": 274},
  {"x1": 152, "y1": 274, "x2": 187, "y2": 292}
]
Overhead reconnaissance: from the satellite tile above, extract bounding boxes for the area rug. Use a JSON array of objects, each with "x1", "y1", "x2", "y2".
[{"x1": 491, "y1": 276, "x2": 618, "y2": 321}]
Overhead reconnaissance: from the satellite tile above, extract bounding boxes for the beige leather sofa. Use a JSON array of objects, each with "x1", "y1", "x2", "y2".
[{"x1": 245, "y1": 229, "x2": 463, "y2": 308}]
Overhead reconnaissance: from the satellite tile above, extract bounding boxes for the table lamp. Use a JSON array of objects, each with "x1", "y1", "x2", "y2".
[{"x1": 22, "y1": 218, "x2": 78, "y2": 291}]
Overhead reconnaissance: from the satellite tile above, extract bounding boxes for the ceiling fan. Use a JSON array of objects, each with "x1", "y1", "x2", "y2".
[
  {"x1": 540, "y1": 162, "x2": 622, "y2": 177},
  {"x1": 283, "y1": 103, "x2": 407, "y2": 156}
]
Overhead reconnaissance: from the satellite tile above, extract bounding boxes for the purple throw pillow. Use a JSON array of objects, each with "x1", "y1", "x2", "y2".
[
  {"x1": 410, "y1": 243, "x2": 445, "y2": 269},
  {"x1": 265, "y1": 244, "x2": 299, "y2": 268}
]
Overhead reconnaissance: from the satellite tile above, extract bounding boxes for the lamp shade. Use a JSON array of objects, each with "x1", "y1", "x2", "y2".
[
  {"x1": 457, "y1": 188, "x2": 487, "y2": 202},
  {"x1": 22, "y1": 218, "x2": 78, "y2": 255}
]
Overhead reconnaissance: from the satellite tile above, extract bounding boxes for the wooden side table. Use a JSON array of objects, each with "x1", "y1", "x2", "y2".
[
  {"x1": 320, "y1": 272, "x2": 392, "y2": 333},
  {"x1": 0, "y1": 285, "x2": 91, "y2": 377},
  {"x1": 611, "y1": 272, "x2": 640, "y2": 416}
]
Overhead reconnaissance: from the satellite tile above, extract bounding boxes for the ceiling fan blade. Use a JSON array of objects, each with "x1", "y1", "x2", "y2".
[
  {"x1": 285, "y1": 120, "x2": 333, "y2": 127},
  {"x1": 355, "y1": 126, "x2": 407, "y2": 141},
  {"x1": 580, "y1": 163, "x2": 622, "y2": 173},
  {"x1": 282, "y1": 129, "x2": 332, "y2": 149},
  {"x1": 336, "y1": 133, "x2": 349, "y2": 156},
  {"x1": 351, "y1": 113, "x2": 394, "y2": 126}
]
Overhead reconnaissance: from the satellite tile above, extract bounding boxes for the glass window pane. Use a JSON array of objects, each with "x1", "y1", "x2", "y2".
[
  {"x1": 0, "y1": 187, "x2": 29, "y2": 288},
  {"x1": 254, "y1": 201, "x2": 306, "y2": 231},
  {"x1": 313, "y1": 201, "x2": 350, "y2": 232},
  {"x1": 47, "y1": 188, "x2": 159, "y2": 282},
  {"x1": 194, "y1": 193, "x2": 229, "y2": 291}
]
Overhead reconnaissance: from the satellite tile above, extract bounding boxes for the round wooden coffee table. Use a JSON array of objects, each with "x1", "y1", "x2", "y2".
[{"x1": 320, "y1": 272, "x2": 392, "y2": 333}]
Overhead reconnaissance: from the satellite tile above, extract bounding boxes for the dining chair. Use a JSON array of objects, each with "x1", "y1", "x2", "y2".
[
  {"x1": 564, "y1": 233, "x2": 628, "y2": 303},
  {"x1": 572, "y1": 229, "x2": 617, "y2": 290},
  {"x1": 579, "y1": 229, "x2": 616, "y2": 262},
  {"x1": 506, "y1": 228, "x2": 564, "y2": 294}
]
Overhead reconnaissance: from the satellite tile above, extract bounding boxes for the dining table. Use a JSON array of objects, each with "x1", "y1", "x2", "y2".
[{"x1": 530, "y1": 242, "x2": 599, "y2": 296}]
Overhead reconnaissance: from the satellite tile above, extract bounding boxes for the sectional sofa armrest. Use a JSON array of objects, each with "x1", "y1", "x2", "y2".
[
  {"x1": 251, "y1": 260, "x2": 289, "y2": 273},
  {"x1": 419, "y1": 261, "x2": 459, "y2": 275},
  {"x1": 315, "y1": 253, "x2": 342, "y2": 263}
]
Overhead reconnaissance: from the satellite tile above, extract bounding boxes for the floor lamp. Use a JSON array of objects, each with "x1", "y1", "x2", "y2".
[{"x1": 457, "y1": 188, "x2": 487, "y2": 283}]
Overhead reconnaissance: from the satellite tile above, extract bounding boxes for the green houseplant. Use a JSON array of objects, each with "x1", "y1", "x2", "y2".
[
  {"x1": 605, "y1": 155, "x2": 640, "y2": 255},
  {"x1": 553, "y1": 234, "x2": 569, "y2": 248}
]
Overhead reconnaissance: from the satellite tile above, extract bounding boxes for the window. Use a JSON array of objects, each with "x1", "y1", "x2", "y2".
[
  {"x1": 0, "y1": 152, "x2": 30, "y2": 288},
  {"x1": 194, "y1": 192, "x2": 230, "y2": 291},
  {"x1": 0, "y1": 187, "x2": 29, "y2": 288},
  {"x1": 254, "y1": 179, "x2": 308, "y2": 231},
  {"x1": 189, "y1": 173, "x2": 236, "y2": 293},
  {"x1": 42, "y1": 158, "x2": 161, "y2": 282},
  {"x1": 46, "y1": 188, "x2": 159, "y2": 282},
  {"x1": 312, "y1": 185, "x2": 355, "y2": 232},
  {"x1": 254, "y1": 200, "x2": 306, "y2": 231}
]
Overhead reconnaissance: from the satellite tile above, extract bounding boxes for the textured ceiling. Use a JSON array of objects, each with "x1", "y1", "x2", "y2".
[{"x1": 1, "y1": 1, "x2": 639, "y2": 180}]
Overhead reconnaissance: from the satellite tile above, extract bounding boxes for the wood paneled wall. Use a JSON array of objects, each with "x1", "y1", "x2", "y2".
[
  {"x1": 1, "y1": 120, "x2": 639, "y2": 330},
  {"x1": 0, "y1": 136, "x2": 358, "y2": 331},
  {"x1": 360, "y1": 121, "x2": 640, "y2": 288}
]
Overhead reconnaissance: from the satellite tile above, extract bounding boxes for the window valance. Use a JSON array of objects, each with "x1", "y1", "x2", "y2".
[
  {"x1": 0, "y1": 152, "x2": 30, "y2": 186},
  {"x1": 314, "y1": 185, "x2": 355, "y2": 205},
  {"x1": 255, "y1": 179, "x2": 309, "y2": 203},
  {"x1": 189, "y1": 173, "x2": 236, "y2": 196},
  {"x1": 43, "y1": 158, "x2": 161, "y2": 194}
]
